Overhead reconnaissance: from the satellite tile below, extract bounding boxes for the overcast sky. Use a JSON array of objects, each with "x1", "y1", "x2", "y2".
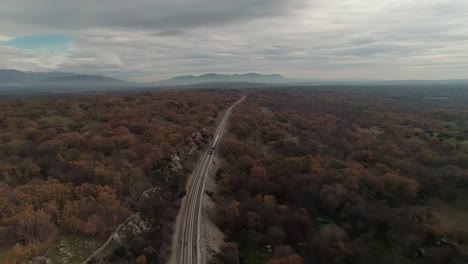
[{"x1": 0, "y1": 0, "x2": 467, "y2": 81}]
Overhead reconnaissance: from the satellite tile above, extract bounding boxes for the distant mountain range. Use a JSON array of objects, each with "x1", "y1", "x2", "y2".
[
  {"x1": 1, "y1": 69, "x2": 468, "y2": 93},
  {"x1": 0, "y1": 69, "x2": 132, "y2": 89},
  {"x1": 155, "y1": 73, "x2": 291, "y2": 86},
  {"x1": 0, "y1": 70, "x2": 293, "y2": 90}
]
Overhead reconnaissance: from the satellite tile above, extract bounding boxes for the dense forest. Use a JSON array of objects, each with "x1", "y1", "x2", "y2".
[
  {"x1": 0, "y1": 90, "x2": 239, "y2": 263},
  {"x1": 1, "y1": 86, "x2": 468, "y2": 264},
  {"x1": 212, "y1": 87, "x2": 468, "y2": 264}
]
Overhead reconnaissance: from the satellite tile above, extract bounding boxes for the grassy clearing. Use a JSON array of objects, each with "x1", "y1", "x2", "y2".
[
  {"x1": 241, "y1": 249, "x2": 272, "y2": 264},
  {"x1": 0, "y1": 236, "x2": 99, "y2": 263},
  {"x1": 0, "y1": 250, "x2": 5, "y2": 263},
  {"x1": 315, "y1": 216, "x2": 335, "y2": 230},
  {"x1": 0, "y1": 140, "x2": 32, "y2": 157},
  {"x1": 431, "y1": 197, "x2": 468, "y2": 244},
  {"x1": 38, "y1": 115, "x2": 75, "y2": 125},
  {"x1": 43, "y1": 236, "x2": 101, "y2": 264},
  {"x1": 444, "y1": 138, "x2": 468, "y2": 153}
]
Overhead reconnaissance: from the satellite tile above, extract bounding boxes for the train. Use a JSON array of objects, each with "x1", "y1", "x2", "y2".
[{"x1": 209, "y1": 135, "x2": 219, "y2": 155}]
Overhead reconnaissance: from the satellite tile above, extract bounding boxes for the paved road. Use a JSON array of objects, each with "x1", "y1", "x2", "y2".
[{"x1": 175, "y1": 96, "x2": 245, "y2": 264}]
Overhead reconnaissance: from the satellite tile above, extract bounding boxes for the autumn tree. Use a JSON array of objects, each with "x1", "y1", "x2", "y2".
[{"x1": 15, "y1": 207, "x2": 56, "y2": 243}]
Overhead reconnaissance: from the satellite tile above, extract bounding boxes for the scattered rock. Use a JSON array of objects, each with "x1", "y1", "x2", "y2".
[
  {"x1": 417, "y1": 248, "x2": 426, "y2": 257},
  {"x1": 82, "y1": 213, "x2": 149, "y2": 263},
  {"x1": 26, "y1": 256, "x2": 51, "y2": 264},
  {"x1": 170, "y1": 154, "x2": 183, "y2": 173},
  {"x1": 118, "y1": 214, "x2": 150, "y2": 240},
  {"x1": 139, "y1": 187, "x2": 161, "y2": 203}
]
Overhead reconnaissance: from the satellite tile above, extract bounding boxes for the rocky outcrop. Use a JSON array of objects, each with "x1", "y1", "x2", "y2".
[
  {"x1": 170, "y1": 155, "x2": 183, "y2": 173},
  {"x1": 139, "y1": 187, "x2": 161, "y2": 203},
  {"x1": 81, "y1": 214, "x2": 149, "y2": 264},
  {"x1": 25, "y1": 256, "x2": 51, "y2": 264}
]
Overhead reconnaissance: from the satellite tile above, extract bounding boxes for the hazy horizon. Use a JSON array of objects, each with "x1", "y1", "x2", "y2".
[
  {"x1": 1, "y1": 0, "x2": 467, "y2": 82},
  {"x1": 4, "y1": 69, "x2": 468, "y2": 85}
]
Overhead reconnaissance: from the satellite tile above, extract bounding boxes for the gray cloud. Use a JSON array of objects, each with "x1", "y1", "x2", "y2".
[
  {"x1": 0, "y1": 0, "x2": 467, "y2": 81},
  {"x1": 152, "y1": 30, "x2": 185, "y2": 37},
  {"x1": 0, "y1": 0, "x2": 306, "y2": 33}
]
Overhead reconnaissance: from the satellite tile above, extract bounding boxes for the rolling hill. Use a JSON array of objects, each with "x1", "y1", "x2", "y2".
[
  {"x1": 0, "y1": 69, "x2": 132, "y2": 89},
  {"x1": 155, "y1": 73, "x2": 292, "y2": 86}
]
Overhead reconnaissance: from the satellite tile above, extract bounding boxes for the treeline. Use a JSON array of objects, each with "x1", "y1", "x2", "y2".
[
  {"x1": 0, "y1": 90, "x2": 239, "y2": 263},
  {"x1": 212, "y1": 89, "x2": 468, "y2": 264}
]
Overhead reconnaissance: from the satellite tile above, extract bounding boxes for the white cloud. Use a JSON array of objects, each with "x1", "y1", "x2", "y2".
[
  {"x1": 0, "y1": 46, "x2": 70, "y2": 71},
  {"x1": 0, "y1": 35, "x2": 13, "y2": 42}
]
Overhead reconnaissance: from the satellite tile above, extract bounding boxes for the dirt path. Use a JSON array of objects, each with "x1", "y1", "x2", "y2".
[{"x1": 81, "y1": 214, "x2": 148, "y2": 264}]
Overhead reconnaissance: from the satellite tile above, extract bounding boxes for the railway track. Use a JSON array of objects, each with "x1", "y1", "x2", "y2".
[{"x1": 175, "y1": 96, "x2": 245, "y2": 264}]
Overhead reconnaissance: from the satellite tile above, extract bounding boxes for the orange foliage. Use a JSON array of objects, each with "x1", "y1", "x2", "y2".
[{"x1": 135, "y1": 255, "x2": 148, "y2": 264}]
